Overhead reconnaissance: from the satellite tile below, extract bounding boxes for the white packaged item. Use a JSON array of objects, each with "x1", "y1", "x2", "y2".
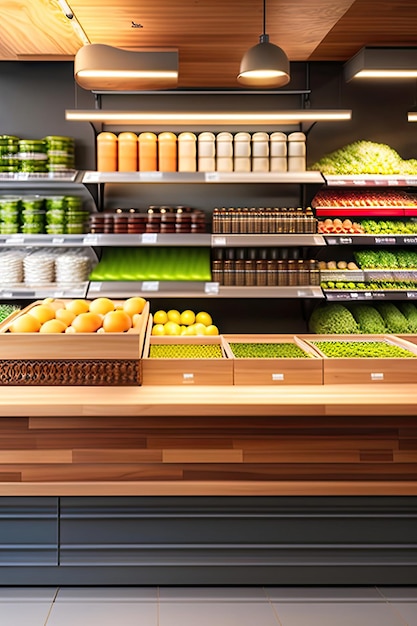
[
  {"x1": 234, "y1": 157, "x2": 251, "y2": 173},
  {"x1": 216, "y1": 156, "x2": 233, "y2": 172},
  {"x1": 216, "y1": 132, "x2": 233, "y2": 158},
  {"x1": 251, "y1": 157, "x2": 269, "y2": 172},
  {"x1": 198, "y1": 156, "x2": 216, "y2": 172},
  {"x1": 234, "y1": 132, "x2": 251, "y2": 157},
  {"x1": 288, "y1": 131, "x2": 306, "y2": 171},
  {"x1": 270, "y1": 132, "x2": 287, "y2": 157},
  {"x1": 270, "y1": 156, "x2": 288, "y2": 172},
  {"x1": 198, "y1": 132, "x2": 216, "y2": 158},
  {"x1": 252, "y1": 132, "x2": 269, "y2": 157},
  {"x1": 23, "y1": 248, "x2": 57, "y2": 285},
  {"x1": 178, "y1": 132, "x2": 197, "y2": 172},
  {"x1": 55, "y1": 248, "x2": 94, "y2": 283},
  {"x1": 0, "y1": 248, "x2": 24, "y2": 284}
]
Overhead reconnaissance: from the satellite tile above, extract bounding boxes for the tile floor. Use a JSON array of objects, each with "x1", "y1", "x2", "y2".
[{"x1": 0, "y1": 586, "x2": 415, "y2": 625}]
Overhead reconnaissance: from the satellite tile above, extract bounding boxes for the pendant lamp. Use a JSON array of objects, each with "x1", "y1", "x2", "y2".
[{"x1": 237, "y1": 0, "x2": 290, "y2": 88}]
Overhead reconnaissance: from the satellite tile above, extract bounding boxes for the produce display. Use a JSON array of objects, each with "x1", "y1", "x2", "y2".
[
  {"x1": 90, "y1": 206, "x2": 206, "y2": 235},
  {"x1": 318, "y1": 260, "x2": 359, "y2": 271},
  {"x1": 89, "y1": 247, "x2": 212, "y2": 282},
  {"x1": 354, "y1": 249, "x2": 417, "y2": 269},
  {"x1": 308, "y1": 302, "x2": 417, "y2": 334},
  {"x1": 228, "y1": 342, "x2": 311, "y2": 358},
  {"x1": 5, "y1": 296, "x2": 147, "y2": 333},
  {"x1": 0, "y1": 303, "x2": 20, "y2": 323},
  {"x1": 311, "y1": 339, "x2": 417, "y2": 359},
  {"x1": 318, "y1": 218, "x2": 417, "y2": 235},
  {"x1": 309, "y1": 141, "x2": 417, "y2": 175},
  {"x1": 151, "y1": 308, "x2": 219, "y2": 336},
  {"x1": 312, "y1": 190, "x2": 417, "y2": 209},
  {"x1": 149, "y1": 344, "x2": 223, "y2": 358}
]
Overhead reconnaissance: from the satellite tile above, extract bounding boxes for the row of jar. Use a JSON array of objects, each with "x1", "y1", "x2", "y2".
[
  {"x1": 97, "y1": 131, "x2": 307, "y2": 173},
  {"x1": 0, "y1": 135, "x2": 75, "y2": 173},
  {"x1": 0, "y1": 247, "x2": 96, "y2": 284},
  {"x1": 0, "y1": 194, "x2": 88, "y2": 235}
]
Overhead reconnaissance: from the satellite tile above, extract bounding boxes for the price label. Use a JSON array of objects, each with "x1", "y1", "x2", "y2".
[
  {"x1": 375, "y1": 237, "x2": 396, "y2": 245},
  {"x1": 272, "y1": 373, "x2": 284, "y2": 381},
  {"x1": 405, "y1": 178, "x2": 417, "y2": 186},
  {"x1": 349, "y1": 292, "x2": 359, "y2": 298},
  {"x1": 213, "y1": 236, "x2": 226, "y2": 246},
  {"x1": 139, "y1": 172, "x2": 163, "y2": 181},
  {"x1": 364, "y1": 292, "x2": 373, "y2": 298},
  {"x1": 403, "y1": 237, "x2": 417, "y2": 244},
  {"x1": 89, "y1": 282, "x2": 102, "y2": 292},
  {"x1": 83, "y1": 172, "x2": 100, "y2": 183},
  {"x1": 371, "y1": 372, "x2": 384, "y2": 381},
  {"x1": 141, "y1": 233, "x2": 158, "y2": 244},
  {"x1": 340, "y1": 237, "x2": 353, "y2": 244},
  {"x1": 407, "y1": 291, "x2": 417, "y2": 299},
  {"x1": 326, "y1": 238, "x2": 337, "y2": 245},
  {"x1": 142, "y1": 281, "x2": 159, "y2": 292},
  {"x1": 387, "y1": 179, "x2": 399, "y2": 186},
  {"x1": 0, "y1": 291, "x2": 13, "y2": 298},
  {"x1": 205, "y1": 172, "x2": 220, "y2": 182},
  {"x1": 83, "y1": 235, "x2": 99, "y2": 245},
  {"x1": 205, "y1": 282, "x2": 219, "y2": 294},
  {"x1": 52, "y1": 237, "x2": 65, "y2": 244},
  {"x1": 5, "y1": 236, "x2": 24, "y2": 244}
]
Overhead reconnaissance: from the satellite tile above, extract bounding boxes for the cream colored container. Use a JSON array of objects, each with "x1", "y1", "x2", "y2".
[
  {"x1": 117, "y1": 131, "x2": 138, "y2": 172},
  {"x1": 198, "y1": 132, "x2": 216, "y2": 158},
  {"x1": 270, "y1": 156, "x2": 287, "y2": 172},
  {"x1": 217, "y1": 156, "x2": 233, "y2": 172},
  {"x1": 270, "y1": 132, "x2": 287, "y2": 157},
  {"x1": 138, "y1": 132, "x2": 157, "y2": 171},
  {"x1": 216, "y1": 132, "x2": 233, "y2": 158},
  {"x1": 97, "y1": 131, "x2": 118, "y2": 171},
  {"x1": 234, "y1": 132, "x2": 251, "y2": 157},
  {"x1": 252, "y1": 132, "x2": 269, "y2": 157},
  {"x1": 252, "y1": 157, "x2": 269, "y2": 173},
  {"x1": 158, "y1": 132, "x2": 177, "y2": 172},
  {"x1": 198, "y1": 156, "x2": 216, "y2": 172},
  {"x1": 234, "y1": 157, "x2": 251, "y2": 173},
  {"x1": 178, "y1": 132, "x2": 197, "y2": 172},
  {"x1": 288, "y1": 131, "x2": 306, "y2": 171}
]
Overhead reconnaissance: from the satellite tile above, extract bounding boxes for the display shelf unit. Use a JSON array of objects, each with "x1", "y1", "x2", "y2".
[
  {"x1": 324, "y1": 234, "x2": 417, "y2": 245},
  {"x1": 81, "y1": 171, "x2": 325, "y2": 185},
  {"x1": 0, "y1": 283, "x2": 89, "y2": 300}
]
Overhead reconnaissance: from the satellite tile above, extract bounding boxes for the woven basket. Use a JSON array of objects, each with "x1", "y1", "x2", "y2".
[{"x1": 0, "y1": 359, "x2": 141, "y2": 386}]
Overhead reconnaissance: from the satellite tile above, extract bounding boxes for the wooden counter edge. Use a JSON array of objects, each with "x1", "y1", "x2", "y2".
[{"x1": 0, "y1": 481, "x2": 416, "y2": 496}]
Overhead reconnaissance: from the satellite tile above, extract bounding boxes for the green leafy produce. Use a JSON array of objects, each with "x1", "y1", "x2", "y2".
[
  {"x1": 361, "y1": 220, "x2": 417, "y2": 235},
  {"x1": 309, "y1": 140, "x2": 417, "y2": 175},
  {"x1": 149, "y1": 344, "x2": 223, "y2": 358},
  {"x1": 0, "y1": 303, "x2": 20, "y2": 324},
  {"x1": 398, "y1": 302, "x2": 417, "y2": 333},
  {"x1": 308, "y1": 303, "x2": 359, "y2": 334},
  {"x1": 229, "y1": 342, "x2": 311, "y2": 358},
  {"x1": 311, "y1": 340, "x2": 416, "y2": 358},
  {"x1": 375, "y1": 302, "x2": 410, "y2": 333},
  {"x1": 349, "y1": 303, "x2": 387, "y2": 334}
]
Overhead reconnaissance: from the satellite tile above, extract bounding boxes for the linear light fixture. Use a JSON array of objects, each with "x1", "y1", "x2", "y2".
[
  {"x1": 344, "y1": 47, "x2": 417, "y2": 81},
  {"x1": 74, "y1": 44, "x2": 178, "y2": 91},
  {"x1": 65, "y1": 109, "x2": 352, "y2": 125}
]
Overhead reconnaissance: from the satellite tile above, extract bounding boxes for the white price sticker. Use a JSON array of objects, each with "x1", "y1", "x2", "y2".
[
  {"x1": 371, "y1": 372, "x2": 384, "y2": 381},
  {"x1": 205, "y1": 282, "x2": 219, "y2": 294},
  {"x1": 83, "y1": 172, "x2": 100, "y2": 183},
  {"x1": 142, "y1": 281, "x2": 159, "y2": 292},
  {"x1": 83, "y1": 235, "x2": 99, "y2": 245},
  {"x1": 139, "y1": 171, "x2": 163, "y2": 181},
  {"x1": 89, "y1": 282, "x2": 102, "y2": 292},
  {"x1": 141, "y1": 233, "x2": 158, "y2": 244},
  {"x1": 52, "y1": 237, "x2": 65, "y2": 244},
  {"x1": 205, "y1": 172, "x2": 220, "y2": 182},
  {"x1": 272, "y1": 373, "x2": 284, "y2": 381}
]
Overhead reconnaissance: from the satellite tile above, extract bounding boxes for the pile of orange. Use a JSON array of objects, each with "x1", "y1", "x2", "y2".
[
  {"x1": 8, "y1": 296, "x2": 147, "y2": 334},
  {"x1": 151, "y1": 308, "x2": 219, "y2": 336}
]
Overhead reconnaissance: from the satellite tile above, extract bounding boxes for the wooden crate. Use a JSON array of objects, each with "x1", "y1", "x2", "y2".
[
  {"x1": 224, "y1": 334, "x2": 323, "y2": 385},
  {"x1": 299, "y1": 334, "x2": 417, "y2": 384},
  {"x1": 142, "y1": 317, "x2": 233, "y2": 385},
  {"x1": 0, "y1": 299, "x2": 149, "y2": 386}
]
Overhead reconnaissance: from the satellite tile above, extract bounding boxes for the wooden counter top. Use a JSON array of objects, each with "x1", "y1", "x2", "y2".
[{"x1": 0, "y1": 383, "x2": 417, "y2": 416}]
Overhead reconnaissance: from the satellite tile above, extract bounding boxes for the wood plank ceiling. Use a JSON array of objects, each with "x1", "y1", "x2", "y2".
[{"x1": 0, "y1": 0, "x2": 416, "y2": 87}]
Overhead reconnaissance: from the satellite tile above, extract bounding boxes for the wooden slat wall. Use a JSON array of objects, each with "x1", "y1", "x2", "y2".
[{"x1": 0, "y1": 415, "x2": 416, "y2": 493}]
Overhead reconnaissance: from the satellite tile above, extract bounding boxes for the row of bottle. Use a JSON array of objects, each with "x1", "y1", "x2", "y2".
[
  {"x1": 96, "y1": 131, "x2": 306, "y2": 173},
  {"x1": 211, "y1": 248, "x2": 320, "y2": 287},
  {"x1": 212, "y1": 206, "x2": 317, "y2": 234}
]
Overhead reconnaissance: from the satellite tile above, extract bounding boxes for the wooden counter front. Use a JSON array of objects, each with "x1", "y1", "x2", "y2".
[{"x1": 0, "y1": 384, "x2": 416, "y2": 496}]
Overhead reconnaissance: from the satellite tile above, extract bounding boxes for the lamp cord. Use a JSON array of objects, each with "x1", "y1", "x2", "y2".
[{"x1": 263, "y1": 0, "x2": 266, "y2": 35}]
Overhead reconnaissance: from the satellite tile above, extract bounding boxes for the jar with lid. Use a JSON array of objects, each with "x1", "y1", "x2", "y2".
[
  {"x1": 287, "y1": 132, "x2": 306, "y2": 171},
  {"x1": 0, "y1": 135, "x2": 20, "y2": 172},
  {"x1": 233, "y1": 132, "x2": 251, "y2": 172},
  {"x1": 18, "y1": 139, "x2": 48, "y2": 173},
  {"x1": 216, "y1": 132, "x2": 233, "y2": 172},
  {"x1": 97, "y1": 132, "x2": 118, "y2": 171},
  {"x1": 178, "y1": 132, "x2": 197, "y2": 172},
  {"x1": 269, "y1": 132, "x2": 287, "y2": 172},
  {"x1": 251, "y1": 132, "x2": 269, "y2": 172},
  {"x1": 158, "y1": 132, "x2": 177, "y2": 172},
  {"x1": 198, "y1": 132, "x2": 215, "y2": 172},
  {"x1": 138, "y1": 132, "x2": 157, "y2": 171},
  {"x1": 118, "y1": 132, "x2": 138, "y2": 172}
]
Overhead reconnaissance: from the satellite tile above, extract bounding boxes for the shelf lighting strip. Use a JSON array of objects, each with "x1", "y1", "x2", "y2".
[{"x1": 65, "y1": 109, "x2": 352, "y2": 125}]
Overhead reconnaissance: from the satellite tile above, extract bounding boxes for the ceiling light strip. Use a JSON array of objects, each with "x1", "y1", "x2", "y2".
[{"x1": 65, "y1": 109, "x2": 352, "y2": 124}]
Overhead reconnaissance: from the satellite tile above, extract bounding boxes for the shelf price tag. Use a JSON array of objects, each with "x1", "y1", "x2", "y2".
[
  {"x1": 375, "y1": 236, "x2": 396, "y2": 245},
  {"x1": 339, "y1": 236, "x2": 353, "y2": 244},
  {"x1": 205, "y1": 282, "x2": 219, "y2": 294},
  {"x1": 89, "y1": 282, "x2": 102, "y2": 292},
  {"x1": 5, "y1": 236, "x2": 24, "y2": 244},
  {"x1": 205, "y1": 172, "x2": 220, "y2": 182},
  {"x1": 0, "y1": 291, "x2": 13, "y2": 298},
  {"x1": 349, "y1": 291, "x2": 359, "y2": 298},
  {"x1": 212, "y1": 236, "x2": 226, "y2": 246},
  {"x1": 142, "y1": 281, "x2": 159, "y2": 292},
  {"x1": 141, "y1": 233, "x2": 158, "y2": 244},
  {"x1": 403, "y1": 236, "x2": 417, "y2": 245},
  {"x1": 52, "y1": 237, "x2": 65, "y2": 244},
  {"x1": 387, "y1": 179, "x2": 399, "y2": 186},
  {"x1": 407, "y1": 291, "x2": 417, "y2": 299},
  {"x1": 83, "y1": 172, "x2": 100, "y2": 183},
  {"x1": 83, "y1": 235, "x2": 99, "y2": 245},
  {"x1": 139, "y1": 172, "x2": 163, "y2": 181}
]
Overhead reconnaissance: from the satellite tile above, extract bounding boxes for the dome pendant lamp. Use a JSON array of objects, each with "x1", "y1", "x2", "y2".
[{"x1": 237, "y1": 0, "x2": 290, "y2": 88}]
